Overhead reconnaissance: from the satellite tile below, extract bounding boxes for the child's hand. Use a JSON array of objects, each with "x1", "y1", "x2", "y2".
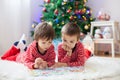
[
  {"x1": 62, "y1": 45, "x2": 72, "y2": 56},
  {"x1": 62, "y1": 45, "x2": 72, "y2": 52},
  {"x1": 40, "y1": 61, "x2": 48, "y2": 69},
  {"x1": 66, "y1": 51, "x2": 72, "y2": 56},
  {"x1": 34, "y1": 58, "x2": 48, "y2": 69},
  {"x1": 34, "y1": 58, "x2": 43, "y2": 69},
  {"x1": 51, "y1": 62, "x2": 67, "y2": 68}
]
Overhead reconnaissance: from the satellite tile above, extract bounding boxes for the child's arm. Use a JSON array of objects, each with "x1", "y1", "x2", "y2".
[
  {"x1": 62, "y1": 45, "x2": 72, "y2": 56},
  {"x1": 17, "y1": 45, "x2": 36, "y2": 69},
  {"x1": 58, "y1": 44, "x2": 71, "y2": 63},
  {"x1": 58, "y1": 43, "x2": 85, "y2": 67},
  {"x1": 34, "y1": 58, "x2": 43, "y2": 69},
  {"x1": 67, "y1": 44, "x2": 85, "y2": 67},
  {"x1": 58, "y1": 44, "x2": 72, "y2": 63},
  {"x1": 51, "y1": 62, "x2": 67, "y2": 68},
  {"x1": 46, "y1": 45, "x2": 56, "y2": 67}
]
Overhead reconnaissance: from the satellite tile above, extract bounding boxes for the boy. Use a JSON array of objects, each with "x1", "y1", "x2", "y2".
[
  {"x1": 52, "y1": 22, "x2": 91, "y2": 68},
  {"x1": 1, "y1": 22, "x2": 56, "y2": 69}
]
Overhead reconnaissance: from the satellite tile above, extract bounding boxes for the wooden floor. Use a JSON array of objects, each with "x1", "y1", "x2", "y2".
[{"x1": 94, "y1": 51, "x2": 120, "y2": 58}]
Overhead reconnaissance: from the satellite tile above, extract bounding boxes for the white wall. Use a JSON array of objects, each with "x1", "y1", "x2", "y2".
[
  {"x1": 87, "y1": 0, "x2": 120, "y2": 21},
  {"x1": 0, "y1": 0, "x2": 44, "y2": 55},
  {"x1": 0, "y1": 0, "x2": 31, "y2": 55},
  {"x1": 31, "y1": 0, "x2": 43, "y2": 23}
]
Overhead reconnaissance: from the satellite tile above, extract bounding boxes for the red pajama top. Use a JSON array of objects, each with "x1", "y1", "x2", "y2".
[
  {"x1": 58, "y1": 42, "x2": 85, "y2": 67},
  {"x1": 16, "y1": 41, "x2": 56, "y2": 69}
]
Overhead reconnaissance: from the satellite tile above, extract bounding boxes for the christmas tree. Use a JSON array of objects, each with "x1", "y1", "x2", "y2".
[{"x1": 32, "y1": 0, "x2": 95, "y2": 38}]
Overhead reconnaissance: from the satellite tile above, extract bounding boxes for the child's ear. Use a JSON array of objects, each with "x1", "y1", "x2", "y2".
[{"x1": 77, "y1": 37, "x2": 80, "y2": 41}]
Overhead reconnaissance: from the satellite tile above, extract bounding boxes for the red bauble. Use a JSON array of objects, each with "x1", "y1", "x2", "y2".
[
  {"x1": 67, "y1": 9, "x2": 71, "y2": 13},
  {"x1": 42, "y1": 8, "x2": 47, "y2": 12},
  {"x1": 54, "y1": 9, "x2": 58, "y2": 15},
  {"x1": 69, "y1": 16, "x2": 74, "y2": 20},
  {"x1": 62, "y1": 14, "x2": 64, "y2": 17},
  {"x1": 78, "y1": 10, "x2": 82, "y2": 14},
  {"x1": 44, "y1": 0, "x2": 50, "y2": 3}
]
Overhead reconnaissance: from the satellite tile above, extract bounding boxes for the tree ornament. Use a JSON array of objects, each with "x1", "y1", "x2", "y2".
[
  {"x1": 75, "y1": 10, "x2": 79, "y2": 14},
  {"x1": 57, "y1": 24, "x2": 59, "y2": 26},
  {"x1": 74, "y1": 16, "x2": 77, "y2": 19},
  {"x1": 61, "y1": 21, "x2": 65, "y2": 25},
  {"x1": 90, "y1": 17, "x2": 93, "y2": 20},
  {"x1": 32, "y1": 24, "x2": 35, "y2": 28},
  {"x1": 62, "y1": 2, "x2": 67, "y2": 5},
  {"x1": 42, "y1": 7, "x2": 47, "y2": 12},
  {"x1": 69, "y1": 16, "x2": 74, "y2": 20},
  {"x1": 62, "y1": 7, "x2": 65, "y2": 10},
  {"x1": 84, "y1": 25, "x2": 89, "y2": 30},
  {"x1": 69, "y1": 7, "x2": 72, "y2": 10},
  {"x1": 44, "y1": 0, "x2": 50, "y2": 3},
  {"x1": 81, "y1": 8, "x2": 86, "y2": 14},
  {"x1": 88, "y1": 24, "x2": 91, "y2": 27},
  {"x1": 86, "y1": 10, "x2": 90, "y2": 14},
  {"x1": 62, "y1": 14, "x2": 64, "y2": 17},
  {"x1": 48, "y1": 21, "x2": 53, "y2": 26},
  {"x1": 41, "y1": 19, "x2": 44, "y2": 22},
  {"x1": 54, "y1": 9, "x2": 58, "y2": 15},
  {"x1": 82, "y1": 16, "x2": 86, "y2": 20},
  {"x1": 78, "y1": 10, "x2": 82, "y2": 14},
  {"x1": 77, "y1": 15, "x2": 81, "y2": 19},
  {"x1": 45, "y1": 4, "x2": 49, "y2": 7},
  {"x1": 63, "y1": 0, "x2": 68, "y2": 2},
  {"x1": 55, "y1": 19, "x2": 59, "y2": 24},
  {"x1": 67, "y1": 9, "x2": 71, "y2": 13},
  {"x1": 80, "y1": 32, "x2": 84, "y2": 36}
]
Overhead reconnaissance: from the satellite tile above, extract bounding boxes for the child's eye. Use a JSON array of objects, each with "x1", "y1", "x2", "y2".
[
  {"x1": 42, "y1": 42, "x2": 46, "y2": 44},
  {"x1": 63, "y1": 39, "x2": 66, "y2": 42},
  {"x1": 49, "y1": 42, "x2": 52, "y2": 44}
]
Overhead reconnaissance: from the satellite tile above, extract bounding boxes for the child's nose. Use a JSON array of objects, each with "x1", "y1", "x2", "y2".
[
  {"x1": 66, "y1": 42, "x2": 70, "y2": 47},
  {"x1": 46, "y1": 43, "x2": 50, "y2": 47}
]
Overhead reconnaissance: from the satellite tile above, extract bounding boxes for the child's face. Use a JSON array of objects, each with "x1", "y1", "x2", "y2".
[
  {"x1": 62, "y1": 34, "x2": 78, "y2": 49},
  {"x1": 37, "y1": 38, "x2": 52, "y2": 53}
]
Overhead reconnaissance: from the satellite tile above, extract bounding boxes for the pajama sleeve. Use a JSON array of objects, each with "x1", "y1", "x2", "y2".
[{"x1": 67, "y1": 44, "x2": 85, "y2": 67}]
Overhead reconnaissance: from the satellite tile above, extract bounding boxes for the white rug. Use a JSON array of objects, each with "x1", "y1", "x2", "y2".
[{"x1": 0, "y1": 56, "x2": 120, "y2": 80}]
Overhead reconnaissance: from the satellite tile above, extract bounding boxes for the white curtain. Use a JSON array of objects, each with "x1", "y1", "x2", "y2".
[{"x1": 0, "y1": 0, "x2": 31, "y2": 54}]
